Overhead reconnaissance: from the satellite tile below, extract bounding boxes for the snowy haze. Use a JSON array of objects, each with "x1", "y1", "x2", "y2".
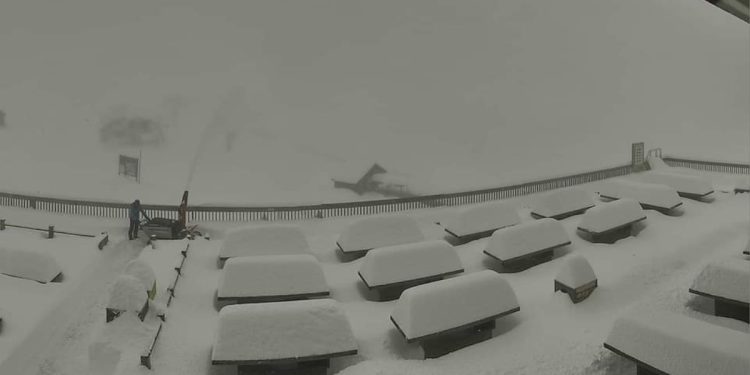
[{"x1": 0, "y1": 0, "x2": 747, "y2": 204}]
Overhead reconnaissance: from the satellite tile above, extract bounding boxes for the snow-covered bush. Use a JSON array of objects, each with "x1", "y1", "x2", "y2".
[
  {"x1": 337, "y1": 215, "x2": 424, "y2": 254},
  {"x1": 530, "y1": 188, "x2": 595, "y2": 219},
  {"x1": 107, "y1": 275, "x2": 147, "y2": 313},
  {"x1": 219, "y1": 224, "x2": 309, "y2": 261},
  {"x1": 598, "y1": 179, "x2": 681, "y2": 210},
  {"x1": 212, "y1": 299, "x2": 358, "y2": 362},
  {"x1": 0, "y1": 246, "x2": 62, "y2": 283},
  {"x1": 605, "y1": 310, "x2": 750, "y2": 375},
  {"x1": 484, "y1": 218, "x2": 569, "y2": 263},
  {"x1": 690, "y1": 258, "x2": 749, "y2": 303},
  {"x1": 578, "y1": 199, "x2": 645, "y2": 234},
  {"x1": 391, "y1": 270, "x2": 519, "y2": 340},
  {"x1": 640, "y1": 171, "x2": 713, "y2": 197},
  {"x1": 218, "y1": 255, "x2": 329, "y2": 300},
  {"x1": 123, "y1": 259, "x2": 157, "y2": 300},
  {"x1": 441, "y1": 201, "x2": 520, "y2": 238},
  {"x1": 359, "y1": 240, "x2": 463, "y2": 288},
  {"x1": 555, "y1": 255, "x2": 596, "y2": 288}
]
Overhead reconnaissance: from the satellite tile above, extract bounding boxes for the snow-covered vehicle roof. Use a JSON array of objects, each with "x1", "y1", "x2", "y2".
[
  {"x1": 218, "y1": 224, "x2": 309, "y2": 261},
  {"x1": 689, "y1": 257, "x2": 750, "y2": 304},
  {"x1": 359, "y1": 240, "x2": 462, "y2": 288},
  {"x1": 218, "y1": 254, "x2": 329, "y2": 300},
  {"x1": 484, "y1": 218, "x2": 570, "y2": 263},
  {"x1": 441, "y1": 201, "x2": 520, "y2": 238},
  {"x1": 337, "y1": 215, "x2": 424, "y2": 254},
  {"x1": 555, "y1": 255, "x2": 597, "y2": 288}
]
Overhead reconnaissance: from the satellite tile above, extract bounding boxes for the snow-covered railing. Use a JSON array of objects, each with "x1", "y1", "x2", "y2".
[
  {"x1": 0, "y1": 164, "x2": 635, "y2": 221},
  {"x1": 662, "y1": 156, "x2": 750, "y2": 175}
]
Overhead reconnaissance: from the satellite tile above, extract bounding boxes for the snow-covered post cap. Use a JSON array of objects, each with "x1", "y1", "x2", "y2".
[{"x1": 554, "y1": 255, "x2": 597, "y2": 303}]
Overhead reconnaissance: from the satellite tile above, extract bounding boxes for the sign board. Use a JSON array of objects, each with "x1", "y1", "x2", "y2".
[{"x1": 119, "y1": 155, "x2": 140, "y2": 182}]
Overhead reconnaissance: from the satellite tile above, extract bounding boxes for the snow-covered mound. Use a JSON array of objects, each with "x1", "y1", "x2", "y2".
[
  {"x1": 690, "y1": 258, "x2": 750, "y2": 303},
  {"x1": 735, "y1": 176, "x2": 750, "y2": 192},
  {"x1": 0, "y1": 246, "x2": 61, "y2": 283},
  {"x1": 555, "y1": 255, "x2": 596, "y2": 288},
  {"x1": 484, "y1": 218, "x2": 570, "y2": 262},
  {"x1": 605, "y1": 310, "x2": 750, "y2": 375},
  {"x1": 598, "y1": 179, "x2": 682, "y2": 210},
  {"x1": 212, "y1": 299, "x2": 358, "y2": 362},
  {"x1": 441, "y1": 201, "x2": 520, "y2": 237},
  {"x1": 646, "y1": 156, "x2": 671, "y2": 170},
  {"x1": 107, "y1": 275, "x2": 147, "y2": 312},
  {"x1": 337, "y1": 215, "x2": 424, "y2": 254},
  {"x1": 578, "y1": 199, "x2": 646, "y2": 234},
  {"x1": 529, "y1": 188, "x2": 595, "y2": 219},
  {"x1": 218, "y1": 255, "x2": 329, "y2": 299},
  {"x1": 359, "y1": 240, "x2": 463, "y2": 288},
  {"x1": 123, "y1": 259, "x2": 157, "y2": 299},
  {"x1": 391, "y1": 270, "x2": 519, "y2": 340},
  {"x1": 219, "y1": 224, "x2": 309, "y2": 261},
  {"x1": 640, "y1": 171, "x2": 713, "y2": 197}
]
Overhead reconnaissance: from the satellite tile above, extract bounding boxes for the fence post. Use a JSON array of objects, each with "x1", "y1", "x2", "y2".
[{"x1": 48, "y1": 225, "x2": 55, "y2": 239}]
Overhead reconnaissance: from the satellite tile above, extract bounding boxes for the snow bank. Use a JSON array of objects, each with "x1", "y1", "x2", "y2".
[
  {"x1": 107, "y1": 275, "x2": 147, "y2": 312},
  {"x1": 578, "y1": 199, "x2": 646, "y2": 234},
  {"x1": 555, "y1": 255, "x2": 596, "y2": 288},
  {"x1": 219, "y1": 224, "x2": 309, "y2": 260},
  {"x1": 735, "y1": 176, "x2": 750, "y2": 191},
  {"x1": 123, "y1": 259, "x2": 157, "y2": 298},
  {"x1": 212, "y1": 299, "x2": 357, "y2": 362},
  {"x1": 598, "y1": 179, "x2": 682, "y2": 210},
  {"x1": 0, "y1": 246, "x2": 61, "y2": 283},
  {"x1": 359, "y1": 240, "x2": 462, "y2": 287},
  {"x1": 640, "y1": 171, "x2": 713, "y2": 197},
  {"x1": 484, "y1": 218, "x2": 569, "y2": 262},
  {"x1": 646, "y1": 156, "x2": 670, "y2": 170},
  {"x1": 337, "y1": 215, "x2": 424, "y2": 253},
  {"x1": 218, "y1": 255, "x2": 329, "y2": 299},
  {"x1": 441, "y1": 201, "x2": 520, "y2": 237},
  {"x1": 391, "y1": 270, "x2": 519, "y2": 340},
  {"x1": 690, "y1": 258, "x2": 750, "y2": 303},
  {"x1": 605, "y1": 310, "x2": 750, "y2": 375},
  {"x1": 529, "y1": 188, "x2": 595, "y2": 219}
]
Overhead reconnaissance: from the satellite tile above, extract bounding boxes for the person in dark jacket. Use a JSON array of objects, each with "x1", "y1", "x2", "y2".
[{"x1": 128, "y1": 200, "x2": 142, "y2": 240}]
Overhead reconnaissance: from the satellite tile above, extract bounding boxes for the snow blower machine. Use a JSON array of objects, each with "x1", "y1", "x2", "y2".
[{"x1": 141, "y1": 191, "x2": 199, "y2": 240}]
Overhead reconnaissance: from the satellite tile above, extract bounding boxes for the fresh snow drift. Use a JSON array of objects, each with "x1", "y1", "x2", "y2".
[
  {"x1": 598, "y1": 179, "x2": 682, "y2": 211},
  {"x1": 107, "y1": 275, "x2": 147, "y2": 313},
  {"x1": 555, "y1": 255, "x2": 597, "y2": 289},
  {"x1": 484, "y1": 218, "x2": 570, "y2": 263},
  {"x1": 217, "y1": 254, "x2": 329, "y2": 300},
  {"x1": 0, "y1": 246, "x2": 61, "y2": 283},
  {"x1": 440, "y1": 201, "x2": 520, "y2": 238},
  {"x1": 604, "y1": 310, "x2": 750, "y2": 375},
  {"x1": 218, "y1": 224, "x2": 309, "y2": 261},
  {"x1": 211, "y1": 299, "x2": 358, "y2": 362},
  {"x1": 359, "y1": 240, "x2": 463, "y2": 288},
  {"x1": 578, "y1": 199, "x2": 646, "y2": 234},
  {"x1": 391, "y1": 270, "x2": 519, "y2": 340},
  {"x1": 529, "y1": 188, "x2": 595, "y2": 219},
  {"x1": 123, "y1": 259, "x2": 157, "y2": 299},
  {"x1": 640, "y1": 171, "x2": 714, "y2": 198},
  {"x1": 689, "y1": 257, "x2": 750, "y2": 304},
  {"x1": 337, "y1": 215, "x2": 424, "y2": 254}
]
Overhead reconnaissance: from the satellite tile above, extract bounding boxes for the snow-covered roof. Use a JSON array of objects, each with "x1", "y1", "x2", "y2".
[
  {"x1": 391, "y1": 270, "x2": 519, "y2": 340},
  {"x1": 123, "y1": 259, "x2": 157, "y2": 293},
  {"x1": 107, "y1": 275, "x2": 147, "y2": 312},
  {"x1": 212, "y1": 299, "x2": 358, "y2": 362},
  {"x1": 578, "y1": 199, "x2": 645, "y2": 234},
  {"x1": 530, "y1": 188, "x2": 595, "y2": 219},
  {"x1": 441, "y1": 201, "x2": 520, "y2": 237},
  {"x1": 359, "y1": 240, "x2": 462, "y2": 288},
  {"x1": 598, "y1": 179, "x2": 682, "y2": 210},
  {"x1": 337, "y1": 215, "x2": 424, "y2": 253},
  {"x1": 690, "y1": 258, "x2": 749, "y2": 303},
  {"x1": 218, "y1": 254, "x2": 329, "y2": 299},
  {"x1": 219, "y1": 224, "x2": 309, "y2": 260},
  {"x1": 0, "y1": 246, "x2": 61, "y2": 283},
  {"x1": 605, "y1": 310, "x2": 750, "y2": 375},
  {"x1": 484, "y1": 218, "x2": 569, "y2": 262},
  {"x1": 640, "y1": 171, "x2": 713, "y2": 197},
  {"x1": 555, "y1": 255, "x2": 596, "y2": 288}
]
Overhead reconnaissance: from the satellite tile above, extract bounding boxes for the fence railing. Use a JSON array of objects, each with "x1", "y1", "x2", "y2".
[
  {"x1": 0, "y1": 164, "x2": 635, "y2": 221},
  {"x1": 662, "y1": 157, "x2": 750, "y2": 175}
]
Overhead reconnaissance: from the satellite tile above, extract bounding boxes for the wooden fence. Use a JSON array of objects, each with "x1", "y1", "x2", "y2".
[{"x1": 662, "y1": 157, "x2": 750, "y2": 175}]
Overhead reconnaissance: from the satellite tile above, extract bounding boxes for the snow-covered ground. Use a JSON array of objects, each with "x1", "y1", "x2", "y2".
[{"x1": 0, "y1": 170, "x2": 747, "y2": 375}]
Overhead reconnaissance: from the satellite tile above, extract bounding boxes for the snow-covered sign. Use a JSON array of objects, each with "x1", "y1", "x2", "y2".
[
  {"x1": 217, "y1": 255, "x2": 329, "y2": 302},
  {"x1": 689, "y1": 258, "x2": 750, "y2": 305},
  {"x1": 440, "y1": 201, "x2": 520, "y2": 240},
  {"x1": 358, "y1": 240, "x2": 463, "y2": 288},
  {"x1": 554, "y1": 255, "x2": 597, "y2": 303},
  {"x1": 107, "y1": 275, "x2": 148, "y2": 321},
  {"x1": 578, "y1": 199, "x2": 646, "y2": 235},
  {"x1": 604, "y1": 310, "x2": 750, "y2": 375},
  {"x1": 391, "y1": 270, "x2": 519, "y2": 341},
  {"x1": 0, "y1": 246, "x2": 62, "y2": 283},
  {"x1": 123, "y1": 259, "x2": 157, "y2": 300},
  {"x1": 211, "y1": 299, "x2": 358, "y2": 364},
  {"x1": 640, "y1": 171, "x2": 713, "y2": 199},
  {"x1": 598, "y1": 179, "x2": 682, "y2": 212},
  {"x1": 484, "y1": 218, "x2": 570, "y2": 265},
  {"x1": 337, "y1": 215, "x2": 424, "y2": 255},
  {"x1": 530, "y1": 188, "x2": 595, "y2": 220},
  {"x1": 218, "y1": 224, "x2": 309, "y2": 263}
]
